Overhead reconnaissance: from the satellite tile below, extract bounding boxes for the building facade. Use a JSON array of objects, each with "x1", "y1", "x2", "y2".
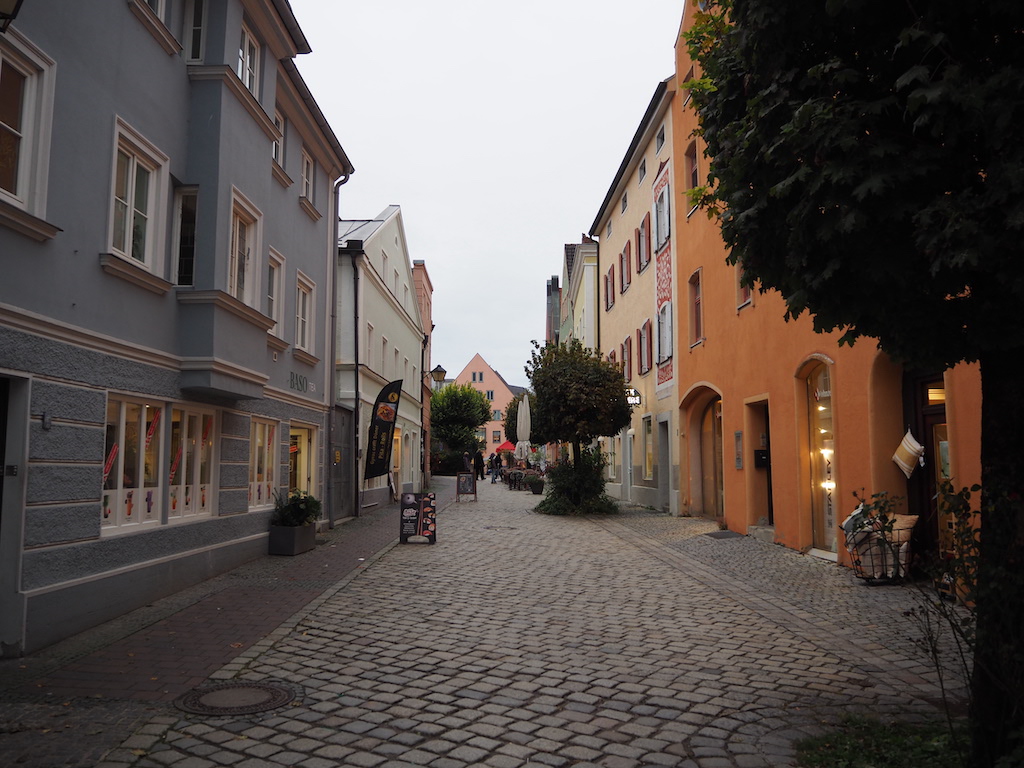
[
  {"x1": 337, "y1": 206, "x2": 428, "y2": 511},
  {"x1": 454, "y1": 354, "x2": 524, "y2": 457},
  {"x1": 672, "y1": 0, "x2": 981, "y2": 565},
  {"x1": 590, "y1": 77, "x2": 680, "y2": 514},
  {"x1": 0, "y1": 0, "x2": 353, "y2": 654}
]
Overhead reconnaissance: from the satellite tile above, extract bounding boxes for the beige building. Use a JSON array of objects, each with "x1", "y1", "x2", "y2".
[{"x1": 590, "y1": 76, "x2": 679, "y2": 514}]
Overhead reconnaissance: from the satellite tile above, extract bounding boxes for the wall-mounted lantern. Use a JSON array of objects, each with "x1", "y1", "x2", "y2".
[{"x1": 0, "y1": 0, "x2": 24, "y2": 33}]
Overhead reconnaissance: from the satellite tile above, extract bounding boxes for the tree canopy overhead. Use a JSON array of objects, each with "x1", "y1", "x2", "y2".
[
  {"x1": 685, "y1": 0, "x2": 1024, "y2": 372},
  {"x1": 685, "y1": 2, "x2": 1024, "y2": 765}
]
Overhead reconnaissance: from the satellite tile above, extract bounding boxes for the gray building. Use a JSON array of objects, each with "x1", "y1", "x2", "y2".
[{"x1": 0, "y1": 0, "x2": 353, "y2": 655}]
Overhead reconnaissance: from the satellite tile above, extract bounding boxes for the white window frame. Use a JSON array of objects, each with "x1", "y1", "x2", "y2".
[
  {"x1": 655, "y1": 183, "x2": 671, "y2": 251},
  {"x1": 638, "y1": 158, "x2": 646, "y2": 183},
  {"x1": 295, "y1": 272, "x2": 313, "y2": 351},
  {"x1": 273, "y1": 110, "x2": 285, "y2": 164},
  {"x1": 689, "y1": 270, "x2": 704, "y2": 347},
  {"x1": 237, "y1": 22, "x2": 259, "y2": 96},
  {"x1": 249, "y1": 417, "x2": 277, "y2": 510},
  {"x1": 168, "y1": 406, "x2": 215, "y2": 521},
  {"x1": 109, "y1": 118, "x2": 169, "y2": 271},
  {"x1": 228, "y1": 188, "x2": 261, "y2": 306},
  {"x1": 620, "y1": 192, "x2": 627, "y2": 213},
  {"x1": 300, "y1": 149, "x2": 315, "y2": 202},
  {"x1": 657, "y1": 301, "x2": 674, "y2": 363},
  {"x1": 0, "y1": 31, "x2": 55, "y2": 221},
  {"x1": 183, "y1": 0, "x2": 206, "y2": 62},
  {"x1": 267, "y1": 249, "x2": 284, "y2": 336},
  {"x1": 173, "y1": 187, "x2": 198, "y2": 285},
  {"x1": 639, "y1": 320, "x2": 651, "y2": 375},
  {"x1": 656, "y1": 126, "x2": 665, "y2": 153},
  {"x1": 101, "y1": 396, "x2": 165, "y2": 533}
]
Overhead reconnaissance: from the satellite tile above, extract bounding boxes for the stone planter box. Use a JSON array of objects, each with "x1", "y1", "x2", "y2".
[{"x1": 268, "y1": 524, "x2": 316, "y2": 556}]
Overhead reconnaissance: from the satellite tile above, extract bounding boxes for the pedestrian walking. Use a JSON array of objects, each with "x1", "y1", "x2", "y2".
[
  {"x1": 474, "y1": 450, "x2": 485, "y2": 480},
  {"x1": 489, "y1": 452, "x2": 500, "y2": 483}
]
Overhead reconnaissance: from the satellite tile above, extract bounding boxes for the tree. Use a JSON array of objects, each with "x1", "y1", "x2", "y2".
[
  {"x1": 684, "y1": 2, "x2": 1024, "y2": 764},
  {"x1": 429, "y1": 383, "x2": 491, "y2": 455},
  {"x1": 526, "y1": 339, "x2": 631, "y2": 512}
]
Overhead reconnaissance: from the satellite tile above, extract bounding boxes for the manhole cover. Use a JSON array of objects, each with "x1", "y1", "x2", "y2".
[
  {"x1": 705, "y1": 529, "x2": 744, "y2": 539},
  {"x1": 174, "y1": 681, "x2": 295, "y2": 715}
]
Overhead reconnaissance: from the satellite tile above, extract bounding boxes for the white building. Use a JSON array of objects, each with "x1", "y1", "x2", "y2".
[{"x1": 337, "y1": 206, "x2": 429, "y2": 510}]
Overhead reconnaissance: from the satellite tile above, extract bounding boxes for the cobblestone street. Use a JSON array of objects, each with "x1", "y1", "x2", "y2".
[{"x1": 1, "y1": 477, "x2": 966, "y2": 767}]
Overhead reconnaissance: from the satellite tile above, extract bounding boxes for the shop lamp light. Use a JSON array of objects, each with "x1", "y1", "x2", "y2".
[
  {"x1": 0, "y1": 0, "x2": 23, "y2": 33},
  {"x1": 819, "y1": 439, "x2": 834, "y2": 460}
]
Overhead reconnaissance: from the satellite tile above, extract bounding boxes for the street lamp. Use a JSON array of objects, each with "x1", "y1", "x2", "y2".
[
  {"x1": 0, "y1": 0, "x2": 24, "y2": 33},
  {"x1": 428, "y1": 364, "x2": 446, "y2": 388}
]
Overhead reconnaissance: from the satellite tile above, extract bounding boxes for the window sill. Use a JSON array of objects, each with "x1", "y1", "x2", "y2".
[
  {"x1": 0, "y1": 199, "x2": 61, "y2": 242},
  {"x1": 293, "y1": 347, "x2": 319, "y2": 366},
  {"x1": 689, "y1": 338, "x2": 706, "y2": 350},
  {"x1": 299, "y1": 196, "x2": 321, "y2": 222},
  {"x1": 687, "y1": 204, "x2": 699, "y2": 219},
  {"x1": 272, "y1": 160, "x2": 293, "y2": 188},
  {"x1": 100, "y1": 253, "x2": 173, "y2": 295},
  {"x1": 127, "y1": 0, "x2": 182, "y2": 55}
]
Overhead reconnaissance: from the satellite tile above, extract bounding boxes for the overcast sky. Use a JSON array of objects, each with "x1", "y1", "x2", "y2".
[{"x1": 292, "y1": 1, "x2": 685, "y2": 389}]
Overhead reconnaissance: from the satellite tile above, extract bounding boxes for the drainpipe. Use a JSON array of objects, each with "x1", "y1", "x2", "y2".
[{"x1": 420, "y1": 332, "x2": 428, "y2": 490}]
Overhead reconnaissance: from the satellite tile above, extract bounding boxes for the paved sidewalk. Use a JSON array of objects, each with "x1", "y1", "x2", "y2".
[{"x1": 1, "y1": 478, "x2": 966, "y2": 768}]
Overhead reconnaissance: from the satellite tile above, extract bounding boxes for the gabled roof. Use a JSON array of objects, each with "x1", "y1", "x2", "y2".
[{"x1": 589, "y1": 77, "x2": 674, "y2": 237}]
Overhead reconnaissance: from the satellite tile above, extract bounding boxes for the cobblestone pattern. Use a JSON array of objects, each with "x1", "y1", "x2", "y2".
[{"x1": 82, "y1": 482, "x2": 963, "y2": 768}]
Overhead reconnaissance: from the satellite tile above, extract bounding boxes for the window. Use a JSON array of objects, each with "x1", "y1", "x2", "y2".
[
  {"x1": 608, "y1": 349, "x2": 617, "y2": 368},
  {"x1": 656, "y1": 126, "x2": 665, "y2": 153},
  {"x1": 643, "y1": 416, "x2": 654, "y2": 479},
  {"x1": 639, "y1": 319, "x2": 653, "y2": 375},
  {"x1": 637, "y1": 212, "x2": 652, "y2": 271},
  {"x1": 102, "y1": 397, "x2": 164, "y2": 531},
  {"x1": 657, "y1": 301, "x2": 673, "y2": 363},
  {"x1": 168, "y1": 407, "x2": 214, "y2": 519},
  {"x1": 365, "y1": 323, "x2": 374, "y2": 365},
  {"x1": 237, "y1": 23, "x2": 259, "y2": 96},
  {"x1": 493, "y1": 430, "x2": 501, "y2": 442},
  {"x1": 486, "y1": 390, "x2": 494, "y2": 400},
  {"x1": 654, "y1": 183, "x2": 671, "y2": 250},
  {"x1": 689, "y1": 270, "x2": 704, "y2": 346},
  {"x1": 638, "y1": 158, "x2": 646, "y2": 183},
  {"x1": 737, "y1": 263, "x2": 752, "y2": 308},
  {"x1": 174, "y1": 188, "x2": 197, "y2": 285},
  {"x1": 492, "y1": 410, "x2": 501, "y2": 420},
  {"x1": 295, "y1": 273, "x2": 313, "y2": 351},
  {"x1": 621, "y1": 336, "x2": 632, "y2": 382},
  {"x1": 604, "y1": 266, "x2": 615, "y2": 310},
  {"x1": 300, "y1": 149, "x2": 314, "y2": 201},
  {"x1": 381, "y1": 251, "x2": 389, "y2": 283},
  {"x1": 471, "y1": 372, "x2": 477, "y2": 382},
  {"x1": 619, "y1": 242, "x2": 631, "y2": 293},
  {"x1": 621, "y1": 192, "x2": 627, "y2": 213},
  {"x1": 110, "y1": 120, "x2": 168, "y2": 269},
  {"x1": 229, "y1": 193, "x2": 260, "y2": 305},
  {"x1": 682, "y1": 66, "x2": 694, "y2": 107},
  {"x1": 249, "y1": 418, "x2": 276, "y2": 509},
  {"x1": 0, "y1": 32, "x2": 55, "y2": 228},
  {"x1": 184, "y1": 0, "x2": 206, "y2": 62},
  {"x1": 267, "y1": 250, "x2": 283, "y2": 335},
  {"x1": 272, "y1": 111, "x2": 285, "y2": 164},
  {"x1": 605, "y1": 220, "x2": 612, "y2": 238},
  {"x1": 381, "y1": 338, "x2": 388, "y2": 376},
  {"x1": 685, "y1": 141, "x2": 699, "y2": 214}
]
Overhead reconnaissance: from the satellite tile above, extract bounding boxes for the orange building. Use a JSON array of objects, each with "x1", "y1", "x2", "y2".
[
  {"x1": 671, "y1": 3, "x2": 982, "y2": 567},
  {"x1": 453, "y1": 354, "x2": 525, "y2": 457}
]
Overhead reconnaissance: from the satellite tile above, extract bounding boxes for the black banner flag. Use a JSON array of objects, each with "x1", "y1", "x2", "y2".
[{"x1": 364, "y1": 380, "x2": 403, "y2": 480}]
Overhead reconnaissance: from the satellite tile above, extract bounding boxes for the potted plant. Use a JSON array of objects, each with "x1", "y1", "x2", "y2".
[
  {"x1": 268, "y1": 490, "x2": 322, "y2": 556},
  {"x1": 526, "y1": 474, "x2": 545, "y2": 495}
]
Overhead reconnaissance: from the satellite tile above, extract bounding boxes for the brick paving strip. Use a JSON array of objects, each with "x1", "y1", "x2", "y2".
[{"x1": 65, "y1": 482, "x2": 965, "y2": 768}]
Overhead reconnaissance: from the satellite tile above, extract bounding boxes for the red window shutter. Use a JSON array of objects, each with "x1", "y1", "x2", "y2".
[{"x1": 625, "y1": 241, "x2": 632, "y2": 283}]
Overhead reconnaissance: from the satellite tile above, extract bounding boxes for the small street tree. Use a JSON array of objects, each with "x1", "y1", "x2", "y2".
[
  {"x1": 526, "y1": 339, "x2": 631, "y2": 513},
  {"x1": 685, "y1": 2, "x2": 1024, "y2": 765},
  {"x1": 430, "y1": 383, "x2": 491, "y2": 456}
]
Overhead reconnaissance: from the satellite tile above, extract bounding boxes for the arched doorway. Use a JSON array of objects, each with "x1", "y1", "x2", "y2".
[
  {"x1": 806, "y1": 362, "x2": 836, "y2": 553},
  {"x1": 700, "y1": 397, "x2": 724, "y2": 519}
]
